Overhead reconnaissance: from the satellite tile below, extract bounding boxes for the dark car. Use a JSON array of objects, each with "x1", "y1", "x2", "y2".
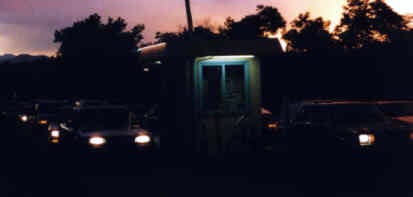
[
  {"x1": 2, "y1": 100, "x2": 37, "y2": 138},
  {"x1": 44, "y1": 106, "x2": 81, "y2": 145},
  {"x1": 260, "y1": 107, "x2": 285, "y2": 152},
  {"x1": 32, "y1": 99, "x2": 70, "y2": 125},
  {"x1": 26, "y1": 99, "x2": 71, "y2": 142},
  {"x1": 8, "y1": 101, "x2": 41, "y2": 138},
  {"x1": 69, "y1": 105, "x2": 159, "y2": 152},
  {"x1": 286, "y1": 101, "x2": 412, "y2": 153}
]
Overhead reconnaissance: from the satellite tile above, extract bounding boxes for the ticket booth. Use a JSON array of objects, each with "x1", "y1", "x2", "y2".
[
  {"x1": 139, "y1": 40, "x2": 282, "y2": 154},
  {"x1": 193, "y1": 55, "x2": 262, "y2": 153}
]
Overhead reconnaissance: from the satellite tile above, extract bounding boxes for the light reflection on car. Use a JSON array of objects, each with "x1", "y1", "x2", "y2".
[{"x1": 376, "y1": 101, "x2": 413, "y2": 124}]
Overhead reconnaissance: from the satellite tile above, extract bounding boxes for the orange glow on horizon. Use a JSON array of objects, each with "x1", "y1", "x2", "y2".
[
  {"x1": 386, "y1": 0, "x2": 413, "y2": 15},
  {"x1": 305, "y1": 0, "x2": 413, "y2": 32},
  {"x1": 265, "y1": 31, "x2": 287, "y2": 52}
]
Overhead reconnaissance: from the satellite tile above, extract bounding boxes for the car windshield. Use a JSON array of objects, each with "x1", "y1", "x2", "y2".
[
  {"x1": 295, "y1": 104, "x2": 386, "y2": 125},
  {"x1": 331, "y1": 104, "x2": 386, "y2": 124},
  {"x1": 76, "y1": 108, "x2": 130, "y2": 131},
  {"x1": 295, "y1": 106, "x2": 329, "y2": 124},
  {"x1": 377, "y1": 102, "x2": 413, "y2": 117},
  {"x1": 37, "y1": 102, "x2": 64, "y2": 114}
]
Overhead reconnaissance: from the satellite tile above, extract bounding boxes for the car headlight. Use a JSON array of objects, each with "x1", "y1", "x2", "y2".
[
  {"x1": 89, "y1": 136, "x2": 106, "y2": 146},
  {"x1": 20, "y1": 115, "x2": 29, "y2": 122},
  {"x1": 135, "y1": 135, "x2": 151, "y2": 144},
  {"x1": 50, "y1": 130, "x2": 60, "y2": 138},
  {"x1": 358, "y1": 134, "x2": 375, "y2": 146}
]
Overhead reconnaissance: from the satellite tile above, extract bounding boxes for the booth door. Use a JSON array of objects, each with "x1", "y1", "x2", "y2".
[{"x1": 198, "y1": 63, "x2": 251, "y2": 153}]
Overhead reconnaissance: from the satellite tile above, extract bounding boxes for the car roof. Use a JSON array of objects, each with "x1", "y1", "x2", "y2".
[
  {"x1": 376, "y1": 100, "x2": 413, "y2": 104},
  {"x1": 33, "y1": 99, "x2": 69, "y2": 104},
  {"x1": 297, "y1": 100, "x2": 375, "y2": 106},
  {"x1": 58, "y1": 105, "x2": 128, "y2": 110}
]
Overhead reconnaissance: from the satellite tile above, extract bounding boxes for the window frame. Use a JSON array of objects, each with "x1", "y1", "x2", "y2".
[{"x1": 198, "y1": 60, "x2": 250, "y2": 114}]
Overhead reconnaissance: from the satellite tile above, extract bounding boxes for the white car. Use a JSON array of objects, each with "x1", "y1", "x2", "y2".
[{"x1": 69, "y1": 105, "x2": 160, "y2": 151}]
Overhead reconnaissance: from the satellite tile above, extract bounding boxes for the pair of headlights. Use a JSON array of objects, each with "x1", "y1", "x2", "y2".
[{"x1": 88, "y1": 134, "x2": 151, "y2": 147}]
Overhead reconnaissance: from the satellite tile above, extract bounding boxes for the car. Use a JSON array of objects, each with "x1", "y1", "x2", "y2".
[
  {"x1": 260, "y1": 107, "x2": 285, "y2": 152},
  {"x1": 14, "y1": 101, "x2": 37, "y2": 130},
  {"x1": 67, "y1": 105, "x2": 159, "y2": 152},
  {"x1": 32, "y1": 99, "x2": 70, "y2": 125},
  {"x1": 1, "y1": 100, "x2": 35, "y2": 137},
  {"x1": 25, "y1": 99, "x2": 71, "y2": 141},
  {"x1": 284, "y1": 100, "x2": 413, "y2": 154},
  {"x1": 45, "y1": 106, "x2": 80, "y2": 145}
]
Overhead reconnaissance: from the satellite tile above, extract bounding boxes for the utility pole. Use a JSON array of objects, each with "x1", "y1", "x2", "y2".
[{"x1": 184, "y1": 0, "x2": 194, "y2": 37}]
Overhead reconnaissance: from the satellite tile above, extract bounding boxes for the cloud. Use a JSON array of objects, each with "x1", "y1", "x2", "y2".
[{"x1": 0, "y1": 23, "x2": 57, "y2": 55}]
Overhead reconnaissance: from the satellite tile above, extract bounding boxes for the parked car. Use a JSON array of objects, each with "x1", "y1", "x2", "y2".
[
  {"x1": 14, "y1": 101, "x2": 37, "y2": 130},
  {"x1": 68, "y1": 105, "x2": 159, "y2": 151},
  {"x1": 25, "y1": 99, "x2": 71, "y2": 142},
  {"x1": 45, "y1": 106, "x2": 80, "y2": 145},
  {"x1": 284, "y1": 100, "x2": 413, "y2": 154},
  {"x1": 260, "y1": 107, "x2": 284, "y2": 151}
]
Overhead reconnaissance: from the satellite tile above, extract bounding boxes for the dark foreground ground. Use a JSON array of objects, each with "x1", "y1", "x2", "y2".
[{"x1": 1, "y1": 118, "x2": 413, "y2": 197}]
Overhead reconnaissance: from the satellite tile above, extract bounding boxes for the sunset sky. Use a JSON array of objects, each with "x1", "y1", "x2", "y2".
[{"x1": 0, "y1": 0, "x2": 411, "y2": 55}]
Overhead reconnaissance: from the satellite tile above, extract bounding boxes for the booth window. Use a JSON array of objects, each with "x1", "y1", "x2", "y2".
[
  {"x1": 224, "y1": 65, "x2": 245, "y2": 113},
  {"x1": 201, "y1": 64, "x2": 246, "y2": 113},
  {"x1": 202, "y1": 66, "x2": 222, "y2": 110}
]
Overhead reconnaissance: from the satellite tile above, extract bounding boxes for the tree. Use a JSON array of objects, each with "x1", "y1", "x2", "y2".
[
  {"x1": 155, "y1": 32, "x2": 181, "y2": 43},
  {"x1": 156, "y1": 5, "x2": 285, "y2": 42},
  {"x1": 221, "y1": 5, "x2": 286, "y2": 39},
  {"x1": 283, "y1": 12, "x2": 337, "y2": 53},
  {"x1": 53, "y1": 13, "x2": 146, "y2": 99},
  {"x1": 335, "y1": 0, "x2": 409, "y2": 49},
  {"x1": 54, "y1": 14, "x2": 144, "y2": 59},
  {"x1": 155, "y1": 26, "x2": 222, "y2": 43}
]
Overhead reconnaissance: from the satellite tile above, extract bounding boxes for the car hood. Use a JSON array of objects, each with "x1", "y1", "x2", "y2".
[
  {"x1": 79, "y1": 129, "x2": 149, "y2": 137},
  {"x1": 37, "y1": 113, "x2": 57, "y2": 120},
  {"x1": 336, "y1": 120, "x2": 411, "y2": 134}
]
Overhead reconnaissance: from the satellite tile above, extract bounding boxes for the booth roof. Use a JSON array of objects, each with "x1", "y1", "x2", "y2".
[{"x1": 138, "y1": 39, "x2": 283, "y2": 61}]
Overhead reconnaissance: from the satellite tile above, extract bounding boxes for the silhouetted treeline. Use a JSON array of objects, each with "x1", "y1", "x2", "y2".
[
  {"x1": 0, "y1": 58, "x2": 57, "y2": 99},
  {"x1": 0, "y1": 57, "x2": 162, "y2": 105},
  {"x1": 261, "y1": 48, "x2": 413, "y2": 112},
  {"x1": 2, "y1": 1, "x2": 413, "y2": 109},
  {"x1": 3, "y1": 46, "x2": 412, "y2": 112}
]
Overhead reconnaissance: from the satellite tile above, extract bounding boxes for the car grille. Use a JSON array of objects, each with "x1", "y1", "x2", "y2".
[{"x1": 106, "y1": 136, "x2": 135, "y2": 147}]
